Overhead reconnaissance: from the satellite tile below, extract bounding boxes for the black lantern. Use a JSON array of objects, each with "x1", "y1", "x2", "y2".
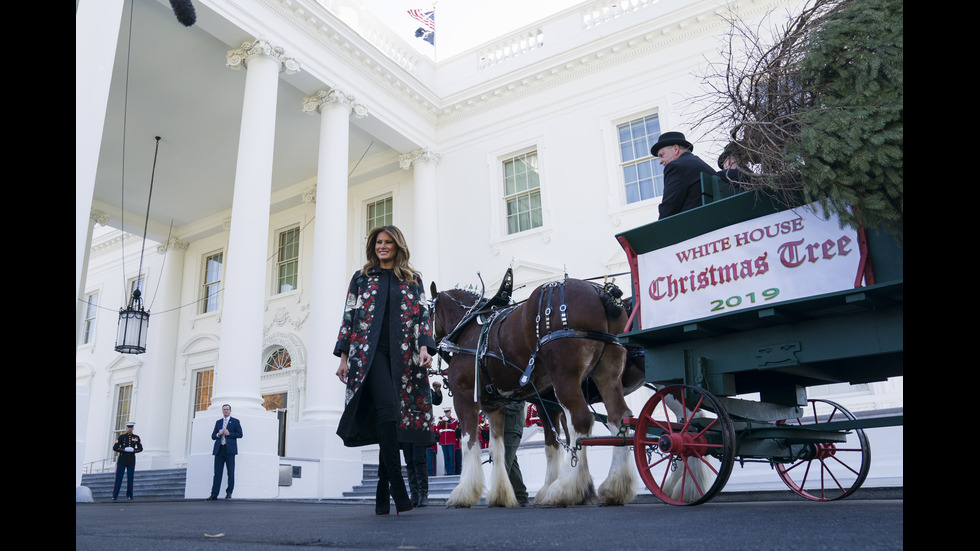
[
  {"x1": 115, "y1": 288, "x2": 150, "y2": 354},
  {"x1": 113, "y1": 132, "x2": 161, "y2": 354}
]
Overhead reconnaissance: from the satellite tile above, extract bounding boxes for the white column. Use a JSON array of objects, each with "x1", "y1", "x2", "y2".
[
  {"x1": 76, "y1": 0, "x2": 125, "y2": 331},
  {"x1": 288, "y1": 89, "x2": 369, "y2": 498},
  {"x1": 301, "y1": 89, "x2": 368, "y2": 421},
  {"x1": 185, "y1": 39, "x2": 300, "y2": 499},
  {"x1": 401, "y1": 149, "x2": 442, "y2": 286},
  {"x1": 136, "y1": 238, "x2": 187, "y2": 470}
]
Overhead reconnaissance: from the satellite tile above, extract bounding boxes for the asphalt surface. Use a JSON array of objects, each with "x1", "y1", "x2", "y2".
[{"x1": 77, "y1": 491, "x2": 903, "y2": 550}]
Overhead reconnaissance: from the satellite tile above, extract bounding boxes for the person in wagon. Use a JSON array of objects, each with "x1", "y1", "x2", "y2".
[
  {"x1": 334, "y1": 225, "x2": 438, "y2": 515},
  {"x1": 651, "y1": 131, "x2": 716, "y2": 218}
]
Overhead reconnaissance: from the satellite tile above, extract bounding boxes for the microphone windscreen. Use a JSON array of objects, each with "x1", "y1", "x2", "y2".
[{"x1": 170, "y1": 0, "x2": 197, "y2": 27}]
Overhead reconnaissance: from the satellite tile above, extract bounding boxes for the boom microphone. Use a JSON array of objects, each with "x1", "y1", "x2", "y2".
[{"x1": 169, "y1": 0, "x2": 197, "y2": 27}]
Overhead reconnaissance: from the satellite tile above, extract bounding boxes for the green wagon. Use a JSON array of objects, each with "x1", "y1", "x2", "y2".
[{"x1": 584, "y1": 180, "x2": 902, "y2": 505}]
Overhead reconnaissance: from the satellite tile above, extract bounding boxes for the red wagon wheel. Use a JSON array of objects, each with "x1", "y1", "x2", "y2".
[
  {"x1": 774, "y1": 398, "x2": 871, "y2": 501},
  {"x1": 633, "y1": 385, "x2": 735, "y2": 506}
]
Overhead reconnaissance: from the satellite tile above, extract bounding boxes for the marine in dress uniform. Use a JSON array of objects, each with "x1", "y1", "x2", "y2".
[{"x1": 111, "y1": 421, "x2": 143, "y2": 500}]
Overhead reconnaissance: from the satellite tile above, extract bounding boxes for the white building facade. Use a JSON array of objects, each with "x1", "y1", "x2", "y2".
[{"x1": 76, "y1": 0, "x2": 901, "y2": 500}]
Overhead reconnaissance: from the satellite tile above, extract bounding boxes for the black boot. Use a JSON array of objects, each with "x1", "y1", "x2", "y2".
[
  {"x1": 417, "y1": 462, "x2": 429, "y2": 507},
  {"x1": 412, "y1": 452, "x2": 429, "y2": 507},
  {"x1": 375, "y1": 457, "x2": 390, "y2": 515},
  {"x1": 378, "y1": 422, "x2": 413, "y2": 514},
  {"x1": 406, "y1": 463, "x2": 420, "y2": 507}
]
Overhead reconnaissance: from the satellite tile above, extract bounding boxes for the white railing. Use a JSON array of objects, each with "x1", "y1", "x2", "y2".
[
  {"x1": 83, "y1": 458, "x2": 115, "y2": 474},
  {"x1": 478, "y1": 29, "x2": 546, "y2": 69},
  {"x1": 582, "y1": 0, "x2": 662, "y2": 29}
]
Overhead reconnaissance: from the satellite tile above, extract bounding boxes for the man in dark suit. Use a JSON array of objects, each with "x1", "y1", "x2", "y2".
[
  {"x1": 651, "y1": 131, "x2": 716, "y2": 218},
  {"x1": 208, "y1": 404, "x2": 243, "y2": 500}
]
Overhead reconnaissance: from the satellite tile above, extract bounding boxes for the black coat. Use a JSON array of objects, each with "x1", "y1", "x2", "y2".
[
  {"x1": 112, "y1": 432, "x2": 143, "y2": 467},
  {"x1": 659, "y1": 151, "x2": 716, "y2": 218},
  {"x1": 334, "y1": 269, "x2": 438, "y2": 447}
]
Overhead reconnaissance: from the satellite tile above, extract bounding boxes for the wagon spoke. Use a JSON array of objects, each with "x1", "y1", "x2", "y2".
[{"x1": 827, "y1": 453, "x2": 864, "y2": 477}]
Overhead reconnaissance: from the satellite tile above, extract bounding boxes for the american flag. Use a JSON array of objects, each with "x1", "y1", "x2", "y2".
[{"x1": 407, "y1": 9, "x2": 435, "y2": 31}]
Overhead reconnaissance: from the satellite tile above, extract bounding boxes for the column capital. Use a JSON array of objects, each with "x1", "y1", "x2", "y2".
[
  {"x1": 227, "y1": 37, "x2": 300, "y2": 75},
  {"x1": 156, "y1": 237, "x2": 189, "y2": 255},
  {"x1": 399, "y1": 148, "x2": 441, "y2": 170},
  {"x1": 302, "y1": 88, "x2": 369, "y2": 119},
  {"x1": 90, "y1": 209, "x2": 110, "y2": 227}
]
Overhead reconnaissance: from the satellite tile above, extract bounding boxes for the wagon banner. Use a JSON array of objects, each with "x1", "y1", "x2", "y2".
[{"x1": 637, "y1": 203, "x2": 862, "y2": 329}]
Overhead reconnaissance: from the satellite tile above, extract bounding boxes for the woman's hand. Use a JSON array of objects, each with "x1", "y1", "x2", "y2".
[
  {"x1": 420, "y1": 347, "x2": 432, "y2": 368},
  {"x1": 336, "y1": 354, "x2": 349, "y2": 384}
]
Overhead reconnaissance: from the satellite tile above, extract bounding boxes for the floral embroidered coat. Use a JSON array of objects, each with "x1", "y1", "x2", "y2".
[{"x1": 333, "y1": 269, "x2": 438, "y2": 447}]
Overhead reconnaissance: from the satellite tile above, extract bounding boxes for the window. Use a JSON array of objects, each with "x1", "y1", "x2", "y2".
[
  {"x1": 366, "y1": 196, "x2": 393, "y2": 233},
  {"x1": 193, "y1": 369, "x2": 213, "y2": 416},
  {"x1": 129, "y1": 275, "x2": 146, "y2": 300},
  {"x1": 265, "y1": 348, "x2": 291, "y2": 372},
  {"x1": 112, "y1": 384, "x2": 133, "y2": 445},
  {"x1": 617, "y1": 114, "x2": 664, "y2": 204},
  {"x1": 276, "y1": 227, "x2": 300, "y2": 294},
  {"x1": 262, "y1": 392, "x2": 286, "y2": 410},
  {"x1": 503, "y1": 151, "x2": 542, "y2": 234},
  {"x1": 82, "y1": 291, "x2": 99, "y2": 345},
  {"x1": 201, "y1": 252, "x2": 222, "y2": 314}
]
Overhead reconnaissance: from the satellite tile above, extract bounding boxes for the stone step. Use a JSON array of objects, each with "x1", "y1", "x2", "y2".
[
  {"x1": 343, "y1": 464, "x2": 460, "y2": 498},
  {"x1": 81, "y1": 468, "x2": 187, "y2": 501}
]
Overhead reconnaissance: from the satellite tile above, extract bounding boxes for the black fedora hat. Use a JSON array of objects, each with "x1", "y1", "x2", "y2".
[{"x1": 650, "y1": 131, "x2": 693, "y2": 156}]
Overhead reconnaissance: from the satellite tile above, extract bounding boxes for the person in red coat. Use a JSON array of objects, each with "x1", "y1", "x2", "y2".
[
  {"x1": 478, "y1": 413, "x2": 490, "y2": 450},
  {"x1": 437, "y1": 407, "x2": 458, "y2": 476},
  {"x1": 525, "y1": 403, "x2": 542, "y2": 427}
]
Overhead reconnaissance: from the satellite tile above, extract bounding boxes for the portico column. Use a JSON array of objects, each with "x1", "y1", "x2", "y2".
[
  {"x1": 400, "y1": 149, "x2": 442, "y2": 286},
  {"x1": 301, "y1": 89, "x2": 368, "y2": 422},
  {"x1": 211, "y1": 38, "x2": 299, "y2": 410},
  {"x1": 76, "y1": 0, "x2": 125, "y2": 330},
  {"x1": 136, "y1": 237, "x2": 187, "y2": 470},
  {"x1": 185, "y1": 38, "x2": 299, "y2": 499},
  {"x1": 288, "y1": 89, "x2": 369, "y2": 498}
]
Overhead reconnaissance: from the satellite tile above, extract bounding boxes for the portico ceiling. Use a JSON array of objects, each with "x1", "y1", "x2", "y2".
[{"x1": 90, "y1": 0, "x2": 394, "y2": 242}]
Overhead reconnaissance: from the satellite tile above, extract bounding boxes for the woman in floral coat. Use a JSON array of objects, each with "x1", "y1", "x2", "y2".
[{"x1": 334, "y1": 225, "x2": 438, "y2": 515}]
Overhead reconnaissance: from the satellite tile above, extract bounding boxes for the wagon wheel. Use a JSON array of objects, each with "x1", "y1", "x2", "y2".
[
  {"x1": 633, "y1": 385, "x2": 735, "y2": 506},
  {"x1": 774, "y1": 399, "x2": 871, "y2": 501}
]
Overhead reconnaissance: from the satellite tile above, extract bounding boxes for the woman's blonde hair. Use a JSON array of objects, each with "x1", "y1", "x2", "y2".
[{"x1": 363, "y1": 225, "x2": 419, "y2": 281}]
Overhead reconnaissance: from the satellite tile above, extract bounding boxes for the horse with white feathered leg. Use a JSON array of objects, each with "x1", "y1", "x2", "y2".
[{"x1": 429, "y1": 269, "x2": 638, "y2": 508}]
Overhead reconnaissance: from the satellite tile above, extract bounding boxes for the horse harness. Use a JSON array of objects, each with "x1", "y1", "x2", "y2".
[{"x1": 434, "y1": 274, "x2": 622, "y2": 403}]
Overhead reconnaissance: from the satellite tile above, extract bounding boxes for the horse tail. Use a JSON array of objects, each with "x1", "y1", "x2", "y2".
[{"x1": 598, "y1": 281, "x2": 625, "y2": 318}]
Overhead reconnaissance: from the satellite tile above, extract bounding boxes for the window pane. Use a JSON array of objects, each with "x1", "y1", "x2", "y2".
[
  {"x1": 265, "y1": 348, "x2": 291, "y2": 372},
  {"x1": 113, "y1": 384, "x2": 133, "y2": 443},
  {"x1": 83, "y1": 292, "x2": 100, "y2": 344},
  {"x1": 645, "y1": 115, "x2": 661, "y2": 138},
  {"x1": 515, "y1": 172, "x2": 527, "y2": 193},
  {"x1": 366, "y1": 197, "x2": 393, "y2": 234},
  {"x1": 503, "y1": 152, "x2": 542, "y2": 234},
  {"x1": 625, "y1": 182, "x2": 640, "y2": 203},
  {"x1": 639, "y1": 178, "x2": 654, "y2": 200},
  {"x1": 618, "y1": 124, "x2": 632, "y2": 143},
  {"x1": 202, "y1": 252, "x2": 222, "y2": 313},
  {"x1": 193, "y1": 369, "x2": 213, "y2": 414},
  {"x1": 276, "y1": 228, "x2": 299, "y2": 294}
]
